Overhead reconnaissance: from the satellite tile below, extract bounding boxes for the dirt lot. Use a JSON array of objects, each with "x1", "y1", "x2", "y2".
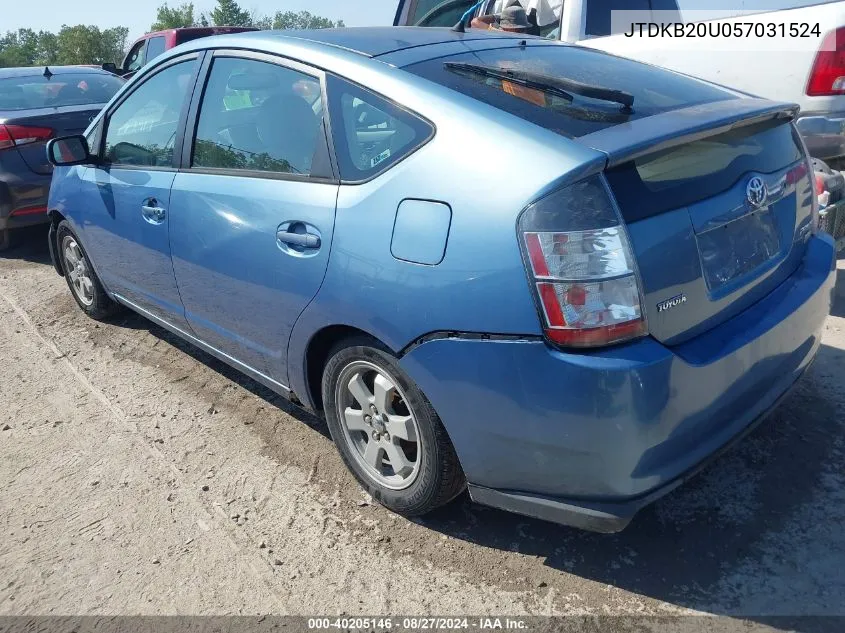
[{"x1": 1, "y1": 228, "x2": 844, "y2": 620}]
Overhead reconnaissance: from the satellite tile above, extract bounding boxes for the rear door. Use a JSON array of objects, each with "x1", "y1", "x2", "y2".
[
  {"x1": 169, "y1": 50, "x2": 339, "y2": 382},
  {"x1": 78, "y1": 54, "x2": 202, "y2": 328}
]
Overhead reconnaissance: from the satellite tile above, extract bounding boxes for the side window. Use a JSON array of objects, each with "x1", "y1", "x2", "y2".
[
  {"x1": 326, "y1": 75, "x2": 433, "y2": 182},
  {"x1": 146, "y1": 37, "x2": 167, "y2": 63},
  {"x1": 192, "y1": 56, "x2": 323, "y2": 176},
  {"x1": 125, "y1": 41, "x2": 147, "y2": 73},
  {"x1": 104, "y1": 60, "x2": 197, "y2": 167},
  {"x1": 585, "y1": 0, "x2": 650, "y2": 36},
  {"x1": 408, "y1": 0, "x2": 475, "y2": 26}
]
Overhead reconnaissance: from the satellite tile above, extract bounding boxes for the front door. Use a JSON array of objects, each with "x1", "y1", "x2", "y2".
[
  {"x1": 80, "y1": 56, "x2": 200, "y2": 327},
  {"x1": 169, "y1": 52, "x2": 339, "y2": 383}
]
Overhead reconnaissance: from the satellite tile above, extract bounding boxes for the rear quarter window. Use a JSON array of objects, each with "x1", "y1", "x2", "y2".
[
  {"x1": 146, "y1": 36, "x2": 167, "y2": 63},
  {"x1": 404, "y1": 44, "x2": 735, "y2": 138},
  {"x1": 326, "y1": 74, "x2": 434, "y2": 182}
]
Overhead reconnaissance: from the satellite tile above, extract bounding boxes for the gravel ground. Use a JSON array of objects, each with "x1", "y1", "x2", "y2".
[{"x1": 1, "y1": 228, "x2": 844, "y2": 621}]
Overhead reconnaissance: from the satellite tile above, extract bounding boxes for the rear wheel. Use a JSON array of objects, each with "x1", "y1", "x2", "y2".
[
  {"x1": 0, "y1": 230, "x2": 11, "y2": 252},
  {"x1": 57, "y1": 221, "x2": 121, "y2": 320},
  {"x1": 322, "y1": 337, "x2": 465, "y2": 516}
]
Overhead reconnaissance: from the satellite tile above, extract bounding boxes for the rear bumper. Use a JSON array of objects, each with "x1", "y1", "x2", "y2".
[
  {"x1": 468, "y1": 359, "x2": 807, "y2": 533},
  {"x1": 796, "y1": 111, "x2": 845, "y2": 161},
  {"x1": 0, "y1": 163, "x2": 52, "y2": 231},
  {"x1": 400, "y1": 234, "x2": 837, "y2": 531}
]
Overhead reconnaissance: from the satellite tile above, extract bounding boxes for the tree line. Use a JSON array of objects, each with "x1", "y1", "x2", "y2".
[
  {"x1": 0, "y1": 0, "x2": 344, "y2": 69},
  {"x1": 152, "y1": 0, "x2": 345, "y2": 31}
]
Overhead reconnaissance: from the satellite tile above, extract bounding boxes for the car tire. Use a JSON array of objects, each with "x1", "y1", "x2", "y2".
[
  {"x1": 56, "y1": 221, "x2": 122, "y2": 321},
  {"x1": 0, "y1": 229, "x2": 11, "y2": 252},
  {"x1": 322, "y1": 336, "x2": 466, "y2": 516}
]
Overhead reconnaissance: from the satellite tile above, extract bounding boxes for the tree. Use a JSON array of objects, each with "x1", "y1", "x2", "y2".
[
  {"x1": 151, "y1": 2, "x2": 196, "y2": 31},
  {"x1": 0, "y1": 29, "x2": 39, "y2": 67},
  {"x1": 100, "y1": 26, "x2": 129, "y2": 64},
  {"x1": 268, "y1": 10, "x2": 345, "y2": 30},
  {"x1": 208, "y1": 0, "x2": 252, "y2": 27},
  {"x1": 55, "y1": 25, "x2": 128, "y2": 66},
  {"x1": 35, "y1": 31, "x2": 59, "y2": 66},
  {"x1": 0, "y1": 25, "x2": 127, "y2": 68}
]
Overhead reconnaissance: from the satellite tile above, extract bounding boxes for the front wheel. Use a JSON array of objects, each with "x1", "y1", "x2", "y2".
[
  {"x1": 322, "y1": 337, "x2": 465, "y2": 516},
  {"x1": 57, "y1": 221, "x2": 122, "y2": 320}
]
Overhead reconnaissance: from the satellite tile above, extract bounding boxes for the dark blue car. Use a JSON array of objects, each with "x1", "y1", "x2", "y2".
[
  {"x1": 45, "y1": 28, "x2": 837, "y2": 531},
  {"x1": 0, "y1": 66, "x2": 123, "y2": 250}
]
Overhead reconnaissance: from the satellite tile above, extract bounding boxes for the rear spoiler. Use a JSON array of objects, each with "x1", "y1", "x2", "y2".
[{"x1": 578, "y1": 98, "x2": 799, "y2": 168}]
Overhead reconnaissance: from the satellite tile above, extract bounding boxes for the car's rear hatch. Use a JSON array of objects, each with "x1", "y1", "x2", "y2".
[
  {"x1": 580, "y1": 99, "x2": 814, "y2": 345},
  {"x1": 404, "y1": 43, "x2": 815, "y2": 348}
]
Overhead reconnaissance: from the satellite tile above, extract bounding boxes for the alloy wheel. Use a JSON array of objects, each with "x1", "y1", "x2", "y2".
[
  {"x1": 335, "y1": 360, "x2": 422, "y2": 490},
  {"x1": 62, "y1": 236, "x2": 94, "y2": 307}
]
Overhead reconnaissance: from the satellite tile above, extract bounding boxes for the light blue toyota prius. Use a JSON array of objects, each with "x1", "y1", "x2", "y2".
[{"x1": 45, "y1": 27, "x2": 836, "y2": 532}]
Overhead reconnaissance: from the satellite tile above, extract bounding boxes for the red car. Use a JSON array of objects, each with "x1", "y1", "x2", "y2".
[{"x1": 111, "y1": 27, "x2": 258, "y2": 78}]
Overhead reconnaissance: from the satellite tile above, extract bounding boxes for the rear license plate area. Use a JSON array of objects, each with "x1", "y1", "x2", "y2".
[{"x1": 695, "y1": 206, "x2": 782, "y2": 294}]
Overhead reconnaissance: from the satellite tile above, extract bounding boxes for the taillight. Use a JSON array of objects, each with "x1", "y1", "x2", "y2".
[
  {"x1": 807, "y1": 28, "x2": 845, "y2": 96},
  {"x1": 518, "y1": 175, "x2": 647, "y2": 348},
  {"x1": 0, "y1": 124, "x2": 54, "y2": 151}
]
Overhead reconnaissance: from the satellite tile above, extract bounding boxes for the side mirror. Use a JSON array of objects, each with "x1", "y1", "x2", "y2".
[
  {"x1": 101, "y1": 62, "x2": 120, "y2": 75},
  {"x1": 46, "y1": 135, "x2": 92, "y2": 167}
]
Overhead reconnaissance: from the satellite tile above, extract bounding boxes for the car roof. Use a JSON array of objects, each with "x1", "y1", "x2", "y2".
[
  {"x1": 0, "y1": 66, "x2": 115, "y2": 79},
  {"x1": 226, "y1": 27, "x2": 537, "y2": 59}
]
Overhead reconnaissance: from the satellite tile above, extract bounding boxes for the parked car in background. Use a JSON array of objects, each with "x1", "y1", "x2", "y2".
[
  {"x1": 814, "y1": 157, "x2": 845, "y2": 249},
  {"x1": 395, "y1": 0, "x2": 845, "y2": 165},
  {"x1": 0, "y1": 66, "x2": 124, "y2": 251},
  {"x1": 45, "y1": 28, "x2": 835, "y2": 531},
  {"x1": 111, "y1": 27, "x2": 259, "y2": 79}
]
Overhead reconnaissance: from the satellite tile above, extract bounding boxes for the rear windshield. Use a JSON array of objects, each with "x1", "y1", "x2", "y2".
[
  {"x1": 0, "y1": 73, "x2": 124, "y2": 111},
  {"x1": 605, "y1": 119, "x2": 804, "y2": 222},
  {"x1": 404, "y1": 45, "x2": 735, "y2": 138}
]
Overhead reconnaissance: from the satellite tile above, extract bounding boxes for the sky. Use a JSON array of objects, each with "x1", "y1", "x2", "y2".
[{"x1": 4, "y1": 0, "x2": 401, "y2": 42}]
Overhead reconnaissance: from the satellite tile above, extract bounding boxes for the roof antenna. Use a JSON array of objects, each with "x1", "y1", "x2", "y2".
[
  {"x1": 452, "y1": 0, "x2": 485, "y2": 33},
  {"x1": 43, "y1": 66, "x2": 53, "y2": 79}
]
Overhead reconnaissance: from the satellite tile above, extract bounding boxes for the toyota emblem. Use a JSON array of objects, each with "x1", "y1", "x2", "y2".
[{"x1": 746, "y1": 176, "x2": 767, "y2": 208}]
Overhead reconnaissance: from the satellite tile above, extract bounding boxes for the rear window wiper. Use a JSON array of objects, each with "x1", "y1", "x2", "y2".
[{"x1": 444, "y1": 62, "x2": 635, "y2": 112}]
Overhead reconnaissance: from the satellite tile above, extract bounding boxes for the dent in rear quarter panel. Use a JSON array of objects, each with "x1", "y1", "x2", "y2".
[
  {"x1": 286, "y1": 77, "x2": 606, "y2": 407},
  {"x1": 398, "y1": 234, "x2": 834, "y2": 499}
]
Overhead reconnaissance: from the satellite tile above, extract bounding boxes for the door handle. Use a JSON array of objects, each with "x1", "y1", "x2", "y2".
[
  {"x1": 276, "y1": 229, "x2": 321, "y2": 249},
  {"x1": 141, "y1": 199, "x2": 166, "y2": 224}
]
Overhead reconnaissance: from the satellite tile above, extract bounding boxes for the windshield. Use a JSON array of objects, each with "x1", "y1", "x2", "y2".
[
  {"x1": 405, "y1": 44, "x2": 735, "y2": 137},
  {"x1": 0, "y1": 73, "x2": 124, "y2": 111}
]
